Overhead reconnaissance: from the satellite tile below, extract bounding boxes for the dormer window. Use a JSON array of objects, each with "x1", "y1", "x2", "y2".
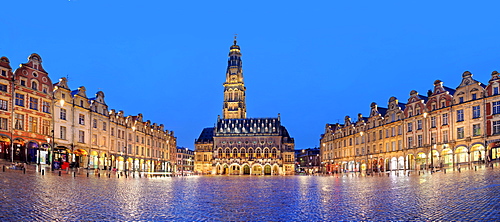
[
  {"x1": 1, "y1": 70, "x2": 6, "y2": 77},
  {"x1": 62, "y1": 93, "x2": 66, "y2": 99},
  {"x1": 20, "y1": 80, "x2": 26, "y2": 86},
  {"x1": 495, "y1": 87, "x2": 499, "y2": 95},
  {"x1": 80, "y1": 100, "x2": 84, "y2": 107},
  {"x1": 472, "y1": 93, "x2": 477, "y2": 100},
  {"x1": 432, "y1": 103, "x2": 436, "y2": 110},
  {"x1": 441, "y1": 101, "x2": 446, "y2": 108},
  {"x1": 459, "y1": 97, "x2": 464, "y2": 103},
  {"x1": 409, "y1": 110, "x2": 413, "y2": 117},
  {"x1": 415, "y1": 108, "x2": 420, "y2": 115}
]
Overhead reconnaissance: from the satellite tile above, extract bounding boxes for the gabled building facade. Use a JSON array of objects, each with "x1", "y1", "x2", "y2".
[{"x1": 321, "y1": 71, "x2": 495, "y2": 173}]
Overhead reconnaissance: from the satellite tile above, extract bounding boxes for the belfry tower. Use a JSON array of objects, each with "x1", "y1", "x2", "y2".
[{"x1": 222, "y1": 36, "x2": 246, "y2": 119}]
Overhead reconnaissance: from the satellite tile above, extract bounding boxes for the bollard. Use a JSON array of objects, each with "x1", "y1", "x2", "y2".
[
  {"x1": 458, "y1": 167, "x2": 461, "y2": 173},
  {"x1": 59, "y1": 171, "x2": 61, "y2": 176},
  {"x1": 444, "y1": 169, "x2": 446, "y2": 174},
  {"x1": 118, "y1": 173, "x2": 120, "y2": 178},
  {"x1": 3, "y1": 165, "x2": 5, "y2": 172},
  {"x1": 475, "y1": 166, "x2": 477, "y2": 171},
  {"x1": 23, "y1": 168, "x2": 26, "y2": 174},
  {"x1": 87, "y1": 172, "x2": 89, "y2": 177},
  {"x1": 42, "y1": 169, "x2": 45, "y2": 175},
  {"x1": 418, "y1": 171, "x2": 420, "y2": 175},
  {"x1": 139, "y1": 173, "x2": 141, "y2": 178},
  {"x1": 74, "y1": 172, "x2": 76, "y2": 177},
  {"x1": 133, "y1": 173, "x2": 135, "y2": 178},
  {"x1": 98, "y1": 173, "x2": 100, "y2": 178},
  {"x1": 108, "y1": 173, "x2": 111, "y2": 178},
  {"x1": 125, "y1": 173, "x2": 128, "y2": 178}
]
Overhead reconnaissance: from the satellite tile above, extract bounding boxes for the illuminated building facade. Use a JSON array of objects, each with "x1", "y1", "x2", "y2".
[
  {"x1": 321, "y1": 71, "x2": 500, "y2": 173},
  {"x1": 0, "y1": 53, "x2": 176, "y2": 172},
  {"x1": 194, "y1": 38, "x2": 295, "y2": 175}
]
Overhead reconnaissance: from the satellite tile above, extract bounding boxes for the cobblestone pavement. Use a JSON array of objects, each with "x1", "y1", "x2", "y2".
[{"x1": 0, "y1": 162, "x2": 499, "y2": 221}]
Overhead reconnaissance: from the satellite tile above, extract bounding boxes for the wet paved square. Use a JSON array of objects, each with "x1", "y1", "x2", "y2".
[{"x1": 0, "y1": 164, "x2": 499, "y2": 221}]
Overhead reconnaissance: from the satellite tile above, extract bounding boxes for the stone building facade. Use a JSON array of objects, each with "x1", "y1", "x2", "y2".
[
  {"x1": 321, "y1": 71, "x2": 499, "y2": 173},
  {"x1": 194, "y1": 38, "x2": 295, "y2": 175},
  {"x1": 0, "y1": 53, "x2": 176, "y2": 172}
]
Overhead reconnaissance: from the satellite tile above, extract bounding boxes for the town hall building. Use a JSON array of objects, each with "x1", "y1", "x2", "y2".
[{"x1": 194, "y1": 38, "x2": 295, "y2": 175}]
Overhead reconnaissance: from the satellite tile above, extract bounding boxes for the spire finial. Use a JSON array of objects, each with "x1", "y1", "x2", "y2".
[{"x1": 234, "y1": 34, "x2": 238, "y2": 45}]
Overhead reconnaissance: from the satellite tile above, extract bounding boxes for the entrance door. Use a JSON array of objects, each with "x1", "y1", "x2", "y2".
[
  {"x1": 264, "y1": 165, "x2": 271, "y2": 175},
  {"x1": 243, "y1": 165, "x2": 250, "y2": 175}
]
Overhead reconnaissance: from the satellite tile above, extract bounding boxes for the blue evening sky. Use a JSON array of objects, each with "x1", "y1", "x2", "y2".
[{"x1": 1, "y1": 1, "x2": 500, "y2": 149}]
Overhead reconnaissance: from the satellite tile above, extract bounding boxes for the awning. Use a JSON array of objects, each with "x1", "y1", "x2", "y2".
[{"x1": 73, "y1": 149, "x2": 88, "y2": 155}]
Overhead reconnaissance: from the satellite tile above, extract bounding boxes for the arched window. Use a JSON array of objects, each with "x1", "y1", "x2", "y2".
[
  {"x1": 256, "y1": 148, "x2": 261, "y2": 158},
  {"x1": 218, "y1": 148, "x2": 223, "y2": 158},
  {"x1": 31, "y1": 81, "x2": 38, "y2": 90},
  {"x1": 272, "y1": 148, "x2": 277, "y2": 158},
  {"x1": 240, "y1": 148, "x2": 246, "y2": 157},
  {"x1": 225, "y1": 148, "x2": 230, "y2": 158},
  {"x1": 232, "y1": 148, "x2": 238, "y2": 157},
  {"x1": 248, "y1": 148, "x2": 254, "y2": 158},
  {"x1": 263, "y1": 148, "x2": 269, "y2": 158}
]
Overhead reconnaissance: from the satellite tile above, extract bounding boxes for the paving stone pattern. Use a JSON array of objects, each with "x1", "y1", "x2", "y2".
[{"x1": 0, "y1": 164, "x2": 499, "y2": 221}]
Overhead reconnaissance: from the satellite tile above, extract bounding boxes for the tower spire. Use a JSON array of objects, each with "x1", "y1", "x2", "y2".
[{"x1": 222, "y1": 37, "x2": 246, "y2": 119}]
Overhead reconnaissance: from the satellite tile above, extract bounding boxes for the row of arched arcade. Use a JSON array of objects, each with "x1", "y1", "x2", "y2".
[
  {"x1": 326, "y1": 143, "x2": 491, "y2": 173},
  {"x1": 215, "y1": 163, "x2": 282, "y2": 175}
]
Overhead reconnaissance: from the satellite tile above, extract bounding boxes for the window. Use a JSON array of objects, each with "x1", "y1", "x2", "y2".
[
  {"x1": 441, "y1": 101, "x2": 446, "y2": 108},
  {"x1": 60, "y1": 126, "x2": 67, "y2": 139},
  {"x1": 103, "y1": 122, "x2": 107, "y2": 131},
  {"x1": 29, "y1": 97, "x2": 38, "y2": 110},
  {"x1": 14, "y1": 113, "x2": 24, "y2": 130},
  {"x1": 398, "y1": 140, "x2": 402, "y2": 151},
  {"x1": 31, "y1": 81, "x2": 38, "y2": 90},
  {"x1": 80, "y1": 100, "x2": 84, "y2": 107},
  {"x1": 457, "y1": 109, "x2": 464, "y2": 122},
  {"x1": 391, "y1": 127, "x2": 395, "y2": 136},
  {"x1": 0, "y1": 99, "x2": 7, "y2": 111},
  {"x1": 431, "y1": 116, "x2": 436, "y2": 128},
  {"x1": 379, "y1": 130, "x2": 382, "y2": 139},
  {"x1": 431, "y1": 103, "x2": 436, "y2": 111},
  {"x1": 473, "y1": 106, "x2": 480, "y2": 118},
  {"x1": 472, "y1": 93, "x2": 477, "y2": 100},
  {"x1": 398, "y1": 125, "x2": 402, "y2": 135},
  {"x1": 20, "y1": 80, "x2": 26, "y2": 86},
  {"x1": 407, "y1": 122, "x2": 413, "y2": 132},
  {"x1": 0, "y1": 84, "x2": 7, "y2": 92},
  {"x1": 93, "y1": 119, "x2": 97, "y2": 128},
  {"x1": 457, "y1": 127, "x2": 465, "y2": 139},
  {"x1": 92, "y1": 134, "x2": 97, "y2": 145},
  {"x1": 494, "y1": 121, "x2": 500, "y2": 134},
  {"x1": 15, "y1": 93, "x2": 24, "y2": 106},
  {"x1": 79, "y1": 131, "x2": 85, "y2": 143},
  {"x1": 111, "y1": 127, "x2": 115, "y2": 136},
  {"x1": 417, "y1": 135, "x2": 423, "y2": 147},
  {"x1": 459, "y1": 97, "x2": 464, "y2": 103},
  {"x1": 79, "y1": 114, "x2": 85, "y2": 125},
  {"x1": 408, "y1": 136, "x2": 413, "y2": 148},
  {"x1": 101, "y1": 136, "x2": 106, "y2": 146},
  {"x1": 42, "y1": 120, "x2": 49, "y2": 135},
  {"x1": 493, "y1": 101, "x2": 500, "y2": 114},
  {"x1": 431, "y1": 133, "x2": 436, "y2": 144},
  {"x1": 42, "y1": 101, "x2": 50, "y2": 113},
  {"x1": 417, "y1": 120, "x2": 422, "y2": 130},
  {"x1": 443, "y1": 113, "x2": 448, "y2": 125},
  {"x1": 409, "y1": 110, "x2": 413, "y2": 117},
  {"x1": 473, "y1": 124, "x2": 481, "y2": 136},
  {"x1": 1, "y1": 70, "x2": 6, "y2": 76},
  {"x1": 385, "y1": 129, "x2": 389, "y2": 138},
  {"x1": 0, "y1": 117, "x2": 8, "y2": 130},
  {"x1": 495, "y1": 87, "x2": 499, "y2": 95},
  {"x1": 28, "y1": 116, "x2": 38, "y2": 133},
  {"x1": 443, "y1": 131, "x2": 449, "y2": 143},
  {"x1": 385, "y1": 143, "x2": 389, "y2": 152},
  {"x1": 60, "y1": 108, "x2": 66, "y2": 120}
]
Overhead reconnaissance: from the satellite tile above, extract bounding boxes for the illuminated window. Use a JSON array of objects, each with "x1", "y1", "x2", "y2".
[
  {"x1": 473, "y1": 124, "x2": 481, "y2": 136},
  {"x1": 457, "y1": 127, "x2": 465, "y2": 139},
  {"x1": 0, "y1": 99, "x2": 7, "y2": 111}
]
